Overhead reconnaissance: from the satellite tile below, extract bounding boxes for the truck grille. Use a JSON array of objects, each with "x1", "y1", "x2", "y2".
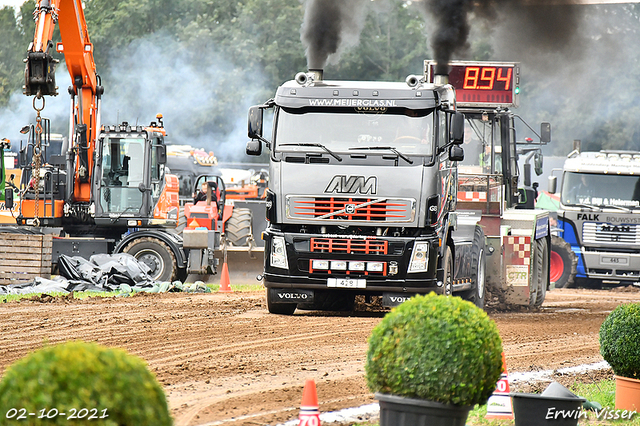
[
  {"x1": 287, "y1": 196, "x2": 415, "y2": 222},
  {"x1": 583, "y1": 222, "x2": 640, "y2": 245},
  {"x1": 311, "y1": 238, "x2": 388, "y2": 254}
]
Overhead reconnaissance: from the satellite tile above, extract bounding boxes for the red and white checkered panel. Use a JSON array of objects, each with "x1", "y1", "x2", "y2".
[
  {"x1": 457, "y1": 191, "x2": 488, "y2": 202},
  {"x1": 504, "y1": 236, "x2": 531, "y2": 266}
]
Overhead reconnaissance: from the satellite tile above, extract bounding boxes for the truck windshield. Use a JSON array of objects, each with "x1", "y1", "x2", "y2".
[
  {"x1": 99, "y1": 137, "x2": 146, "y2": 214},
  {"x1": 275, "y1": 107, "x2": 434, "y2": 157},
  {"x1": 561, "y1": 172, "x2": 640, "y2": 208}
]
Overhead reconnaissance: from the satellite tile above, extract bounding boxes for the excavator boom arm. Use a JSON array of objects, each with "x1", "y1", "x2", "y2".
[{"x1": 25, "y1": 0, "x2": 101, "y2": 203}]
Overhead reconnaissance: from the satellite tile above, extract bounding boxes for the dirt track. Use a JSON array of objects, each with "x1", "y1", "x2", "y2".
[{"x1": 1, "y1": 287, "x2": 639, "y2": 425}]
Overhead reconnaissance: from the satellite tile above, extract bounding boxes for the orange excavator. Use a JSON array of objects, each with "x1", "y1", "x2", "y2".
[{"x1": 8, "y1": 0, "x2": 220, "y2": 281}]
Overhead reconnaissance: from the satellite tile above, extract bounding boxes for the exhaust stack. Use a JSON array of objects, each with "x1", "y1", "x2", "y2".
[
  {"x1": 434, "y1": 74, "x2": 449, "y2": 87},
  {"x1": 294, "y1": 69, "x2": 324, "y2": 86},
  {"x1": 309, "y1": 68, "x2": 323, "y2": 82}
]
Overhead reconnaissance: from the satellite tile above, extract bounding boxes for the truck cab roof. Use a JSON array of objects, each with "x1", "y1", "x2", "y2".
[
  {"x1": 275, "y1": 79, "x2": 439, "y2": 109},
  {"x1": 564, "y1": 151, "x2": 640, "y2": 175}
]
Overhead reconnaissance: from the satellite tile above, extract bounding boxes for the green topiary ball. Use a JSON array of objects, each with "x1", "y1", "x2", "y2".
[
  {"x1": 365, "y1": 293, "x2": 503, "y2": 406},
  {"x1": 600, "y1": 302, "x2": 640, "y2": 379},
  {"x1": 0, "y1": 341, "x2": 172, "y2": 426}
]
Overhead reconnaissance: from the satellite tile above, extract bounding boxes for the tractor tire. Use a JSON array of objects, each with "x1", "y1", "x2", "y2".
[
  {"x1": 122, "y1": 237, "x2": 177, "y2": 282},
  {"x1": 225, "y1": 208, "x2": 253, "y2": 247},
  {"x1": 266, "y1": 288, "x2": 297, "y2": 315},
  {"x1": 550, "y1": 235, "x2": 577, "y2": 289},
  {"x1": 530, "y1": 237, "x2": 549, "y2": 308},
  {"x1": 462, "y1": 226, "x2": 486, "y2": 309}
]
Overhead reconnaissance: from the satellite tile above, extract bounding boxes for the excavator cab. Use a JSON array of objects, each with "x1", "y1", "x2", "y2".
[{"x1": 93, "y1": 121, "x2": 176, "y2": 228}]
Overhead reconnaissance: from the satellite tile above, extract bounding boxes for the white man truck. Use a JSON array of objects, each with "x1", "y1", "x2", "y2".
[
  {"x1": 550, "y1": 148, "x2": 640, "y2": 288},
  {"x1": 246, "y1": 60, "x2": 551, "y2": 314}
]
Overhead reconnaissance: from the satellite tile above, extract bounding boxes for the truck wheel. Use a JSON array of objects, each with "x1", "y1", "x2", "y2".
[
  {"x1": 122, "y1": 237, "x2": 177, "y2": 282},
  {"x1": 440, "y1": 244, "x2": 453, "y2": 295},
  {"x1": 550, "y1": 235, "x2": 577, "y2": 289},
  {"x1": 530, "y1": 237, "x2": 548, "y2": 308},
  {"x1": 463, "y1": 227, "x2": 486, "y2": 309},
  {"x1": 266, "y1": 288, "x2": 297, "y2": 315},
  {"x1": 225, "y1": 208, "x2": 253, "y2": 246}
]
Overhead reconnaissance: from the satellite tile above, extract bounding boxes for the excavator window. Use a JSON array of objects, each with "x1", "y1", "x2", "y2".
[{"x1": 99, "y1": 137, "x2": 146, "y2": 214}]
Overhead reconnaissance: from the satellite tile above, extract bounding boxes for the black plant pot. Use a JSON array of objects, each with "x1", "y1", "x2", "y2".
[
  {"x1": 510, "y1": 393, "x2": 586, "y2": 426},
  {"x1": 376, "y1": 393, "x2": 472, "y2": 426}
]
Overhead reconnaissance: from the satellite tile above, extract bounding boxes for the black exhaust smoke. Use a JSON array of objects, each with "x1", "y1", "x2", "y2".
[
  {"x1": 419, "y1": 0, "x2": 585, "y2": 74},
  {"x1": 300, "y1": 0, "x2": 368, "y2": 70},
  {"x1": 300, "y1": 0, "x2": 586, "y2": 78}
]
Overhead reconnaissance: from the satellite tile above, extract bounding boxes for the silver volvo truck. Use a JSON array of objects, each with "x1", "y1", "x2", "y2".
[{"x1": 246, "y1": 68, "x2": 487, "y2": 314}]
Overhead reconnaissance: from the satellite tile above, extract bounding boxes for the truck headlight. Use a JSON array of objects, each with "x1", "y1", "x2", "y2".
[
  {"x1": 312, "y1": 259, "x2": 329, "y2": 270},
  {"x1": 331, "y1": 260, "x2": 348, "y2": 270},
  {"x1": 408, "y1": 242, "x2": 429, "y2": 273},
  {"x1": 270, "y1": 236, "x2": 289, "y2": 269},
  {"x1": 367, "y1": 262, "x2": 384, "y2": 272}
]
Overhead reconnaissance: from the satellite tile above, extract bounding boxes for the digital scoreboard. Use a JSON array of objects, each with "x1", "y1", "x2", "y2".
[{"x1": 424, "y1": 60, "x2": 520, "y2": 108}]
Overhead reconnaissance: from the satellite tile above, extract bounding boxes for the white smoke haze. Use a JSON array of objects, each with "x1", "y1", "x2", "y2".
[
  {"x1": 486, "y1": 4, "x2": 640, "y2": 154},
  {"x1": 102, "y1": 33, "x2": 266, "y2": 162},
  {"x1": 0, "y1": 32, "x2": 266, "y2": 162},
  {"x1": 0, "y1": 70, "x2": 71, "y2": 152},
  {"x1": 2, "y1": 2, "x2": 639, "y2": 163}
]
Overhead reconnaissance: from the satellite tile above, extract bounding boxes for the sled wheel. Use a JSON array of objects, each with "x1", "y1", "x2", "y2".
[
  {"x1": 531, "y1": 237, "x2": 549, "y2": 308},
  {"x1": 225, "y1": 208, "x2": 253, "y2": 246},
  {"x1": 550, "y1": 235, "x2": 577, "y2": 289}
]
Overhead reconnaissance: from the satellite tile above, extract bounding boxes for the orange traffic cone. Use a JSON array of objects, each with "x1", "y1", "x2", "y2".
[
  {"x1": 485, "y1": 352, "x2": 513, "y2": 419},
  {"x1": 298, "y1": 379, "x2": 321, "y2": 426},
  {"x1": 218, "y1": 261, "x2": 232, "y2": 293}
]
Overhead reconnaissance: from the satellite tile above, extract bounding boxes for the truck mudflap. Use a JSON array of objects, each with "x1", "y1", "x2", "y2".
[
  {"x1": 269, "y1": 288, "x2": 314, "y2": 304},
  {"x1": 382, "y1": 293, "x2": 415, "y2": 308},
  {"x1": 269, "y1": 288, "x2": 424, "y2": 309}
]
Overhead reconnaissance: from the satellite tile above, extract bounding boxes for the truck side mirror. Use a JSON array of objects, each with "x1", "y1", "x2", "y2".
[
  {"x1": 248, "y1": 106, "x2": 263, "y2": 139},
  {"x1": 540, "y1": 122, "x2": 551, "y2": 144},
  {"x1": 548, "y1": 176, "x2": 557, "y2": 194},
  {"x1": 449, "y1": 145, "x2": 464, "y2": 162},
  {"x1": 246, "y1": 139, "x2": 262, "y2": 156},
  {"x1": 451, "y1": 112, "x2": 465, "y2": 144},
  {"x1": 534, "y1": 152, "x2": 543, "y2": 176},
  {"x1": 156, "y1": 144, "x2": 166, "y2": 164},
  {"x1": 4, "y1": 188, "x2": 13, "y2": 210}
]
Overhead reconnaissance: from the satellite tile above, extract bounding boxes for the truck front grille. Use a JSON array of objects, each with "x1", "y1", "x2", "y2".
[
  {"x1": 287, "y1": 196, "x2": 415, "y2": 222},
  {"x1": 583, "y1": 222, "x2": 640, "y2": 245},
  {"x1": 311, "y1": 238, "x2": 388, "y2": 255}
]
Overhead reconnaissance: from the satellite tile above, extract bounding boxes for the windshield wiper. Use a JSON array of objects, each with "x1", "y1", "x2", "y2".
[
  {"x1": 348, "y1": 146, "x2": 414, "y2": 164},
  {"x1": 602, "y1": 204, "x2": 632, "y2": 213},
  {"x1": 278, "y1": 143, "x2": 342, "y2": 162},
  {"x1": 571, "y1": 203, "x2": 599, "y2": 211}
]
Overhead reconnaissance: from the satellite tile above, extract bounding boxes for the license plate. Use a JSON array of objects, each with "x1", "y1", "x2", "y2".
[
  {"x1": 327, "y1": 278, "x2": 366, "y2": 288},
  {"x1": 601, "y1": 256, "x2": 629, "y2": 265}
]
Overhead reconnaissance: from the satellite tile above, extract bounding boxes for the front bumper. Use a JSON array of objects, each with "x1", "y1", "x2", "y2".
[{"x1": 262, "y1": 229, "x2": 442, "y2": 294}]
